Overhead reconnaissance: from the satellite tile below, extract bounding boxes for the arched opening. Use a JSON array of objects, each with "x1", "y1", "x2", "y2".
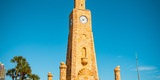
[{"x1": 82, "y1": 47, "x2": 87, "y2": 58}]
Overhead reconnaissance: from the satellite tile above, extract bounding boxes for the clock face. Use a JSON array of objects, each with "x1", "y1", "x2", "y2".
[{"x1": 80, "y1": 15, "x2": 88, "y2": 24}]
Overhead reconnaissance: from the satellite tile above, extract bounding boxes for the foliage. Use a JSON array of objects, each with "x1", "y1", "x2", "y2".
[
  {"x1": 28, "y1": 74, "x2": 40, "y2": 80},
  {"x1": 6, "y1": 68, "x2": 16, "y2": 80},
  {"x1": 6, "y1": 56, "x2": 40, "y2": 80}
]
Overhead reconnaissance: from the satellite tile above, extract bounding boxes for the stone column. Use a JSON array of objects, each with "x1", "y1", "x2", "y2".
[
  {"x1": 48, "y1": 72, "x2": 53, "y2": 80},
  {"x1": 59, "y1": 62, "x2": 67, "y2": 80},
  {"x1": 114, "y1": 65, "x2": 121, "y2": 80}
]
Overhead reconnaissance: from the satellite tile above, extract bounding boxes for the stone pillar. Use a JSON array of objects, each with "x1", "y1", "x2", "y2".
[
  {"x1": 48, "y1": 72, "x2": 53, "y2": 80},
  {"x1": 114, "y1": 65, "x2": 121, "y2": 80},
  {"x1": 59, "y1": 62, "x2": 67, "y2": 80}
]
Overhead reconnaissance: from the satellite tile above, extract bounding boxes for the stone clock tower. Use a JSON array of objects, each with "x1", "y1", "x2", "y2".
[{"x1": 59, "y1": 0, "x2": 99, "y2": 80}]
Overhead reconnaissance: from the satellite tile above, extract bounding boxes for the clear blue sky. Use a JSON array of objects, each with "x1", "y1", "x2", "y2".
[{"x1": 0, "y1": 0, "x2": 160, "y2": 80}]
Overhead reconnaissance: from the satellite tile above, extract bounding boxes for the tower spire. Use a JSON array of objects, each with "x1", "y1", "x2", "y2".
[{"x1": 74, "y1": 0, "x2": 86, "y2": 9}]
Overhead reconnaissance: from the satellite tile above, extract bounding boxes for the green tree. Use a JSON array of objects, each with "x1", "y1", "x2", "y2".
[
  {"x1": 6, "y1": 56, "x2": 40, "y2": 80},
  {"x1": 20, "y1": 62, "x2": 31, "y2": 80},
  {"x1": 6, "y1": 68, "x2": 16, "y2": 80},
  {"x1": 11, "y1": 56, "x2": 26, "y2": 79}
]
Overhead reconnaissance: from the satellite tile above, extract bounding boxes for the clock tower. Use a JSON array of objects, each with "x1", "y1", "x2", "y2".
[{"x1": 59, "y1": 0, "x2": 99, "y2": 80}]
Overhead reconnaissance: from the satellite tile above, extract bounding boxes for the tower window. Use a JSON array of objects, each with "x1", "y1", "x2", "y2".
[
  {"x1": 82, "y1": 47, "x2": 87, "y2": 58},
  {"x1": 81, "y1": 4, "x2": 83, "y2": 6}
]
